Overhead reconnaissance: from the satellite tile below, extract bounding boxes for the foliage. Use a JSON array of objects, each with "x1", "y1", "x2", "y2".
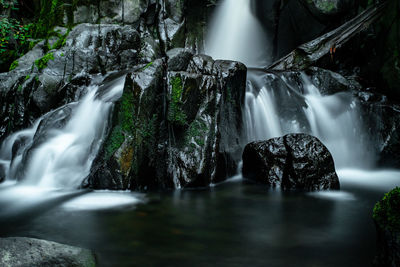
[
  {"x1": 373, "y1": 187, "x2": 400, "y2": 232},
  {"x1": 35, "y1": 52, "x2": 54, "y2": 71},
  {"x1": 8, "y1": 59, "x2": 18, "y2": 70},
  {"x1": 168, "y1": 76, "x2": 187, "y2": 126},
  {"x1": 0, "y1": 1, "x2": 34, "y2": 71},
  {"x1": 34, "y1": 0, "x2": 64, "y2": 38}
]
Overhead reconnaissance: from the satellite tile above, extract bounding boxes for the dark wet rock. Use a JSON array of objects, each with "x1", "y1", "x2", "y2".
[
  {"x1": 304, "y1": 67, "x2": 361, "y2": 95},
  {"x1": 358, "y1": 93, "x2": 400, "y2": 168},
  {"x1": 242, "y1": 133, "x2": 340, "y2": 191},
  {"x1": 299, "y1": 0, "x2": 355, "y2": 21},
  {"x1": 373, "y1": 187, "x2": 400, "y2": 267},
  {"x1": 0, "y1": 164, "x2": 5, "y2": 183},
  {"x1": 0, "y1": 23, "x2": 141, "y2": 142},
  {"x1": 167, "y1": 48, "x2": 195, "y2": 71},
  {"x1": 88, "y1": 53, "x2": 247, "y2": 191},
  {"x1": 187, "y1": 54, "x2": 215, "y2": 75},
  {"x1": 0, "y1": 237, "x2": 96, "y2": 267}
]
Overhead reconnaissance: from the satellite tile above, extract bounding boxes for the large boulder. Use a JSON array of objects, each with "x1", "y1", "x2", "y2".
[
  {"x1": 373, "y1": 187, "x2": 400, "y2": 267},
  {"x1": 0, "y1": 237, "x2": 96, "y2": 267},
  {"x1": 242, "y1": 133, "x2": 340, "y2": 191},
  {"x1": 88, "y1": 48, "x2": 246, "y2": 190}
]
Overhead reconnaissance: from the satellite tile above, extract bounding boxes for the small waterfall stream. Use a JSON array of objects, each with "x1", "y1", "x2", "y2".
[
  {"x1": 0, "y1": 76, "x2": 125, "y2": 189},
  {"x1": 206, "y1": 0, "x2": 372, "y2": 170}
]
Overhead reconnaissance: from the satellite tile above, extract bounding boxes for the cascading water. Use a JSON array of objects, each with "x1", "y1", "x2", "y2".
[
  {"x1": 206, "y1": 0, "x2": 372, "y2": 169},
  {"x1": 0, "y1": 76, "x2": 125, "y2": 189},
  {"x1": 205, "y1": 0, "x2": 269, "y2": 67}
]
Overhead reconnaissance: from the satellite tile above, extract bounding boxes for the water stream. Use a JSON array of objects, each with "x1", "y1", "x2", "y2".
[
  {"x1": 0, "y1": 0, "x2": 399, "y2": 266},
  {"x1": 206, "y1": 0, "x2": 373, "y2": 169}
]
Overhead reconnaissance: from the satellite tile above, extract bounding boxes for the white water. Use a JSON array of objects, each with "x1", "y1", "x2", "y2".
[
  {"x1": 205, "y1": 0, "x2": 269, "y2": 67},
  {"x1": 0, "y1": 77, "x2": 124, "y2": 190},
  {"x1": 207, "y1": 0, "x2": 374, "y2": 170},
  {"x1": 207, "y1": 0, "x2": 400, "y2": 191}
]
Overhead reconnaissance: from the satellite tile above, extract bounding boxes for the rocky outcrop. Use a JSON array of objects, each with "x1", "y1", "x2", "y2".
[
  {"x1": 373, "y1": 187, "x2": 400, "y2": 267},
  {"x1": 0, "y1": 23, "x2": 141, "y2": 143},
  {"x1": 358, "y1": 92, "x2": 400, "y2": 168},
  {"x1": 0, "y1": 237, "x2": 96, "y2": 267},
  {"x1": 242, "y1": 133, "x2": 340, "y2": 191},
  {"x1": 88, "y1": 48, "x2": 246, "y2": 190}
]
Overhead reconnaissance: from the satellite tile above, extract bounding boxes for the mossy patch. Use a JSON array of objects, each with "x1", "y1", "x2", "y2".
[
  {"x1": 104, "y1": 126, "x2": 125, "y2": 160},
  {"x1": 35, "y1": 52, "x2": 54, "y2": 71},
  {"x1": 168, "y1": 76, "x2": 187, "y2": 126},
  {"x1": 186, "y1": 119, "x2": 208, "y2": 147},
  {"x1": 51, "y1": 30, "x2": 70, "y2": 50},
  {"x1": 104, "y1": 89, "x2": 135, "y2": 160},
  {"x1": 9, "y1": 60, "x2": 18, "y2": 71},
  {"x1": 373, "y1": 187, "x2": 400, "y2": 232}
]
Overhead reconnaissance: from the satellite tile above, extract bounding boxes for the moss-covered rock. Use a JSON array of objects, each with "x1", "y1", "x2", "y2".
[
  {"x1": 373, "y1": 188, "x2": 400, "y2": 267},
  {"x1": 88, "y1": 48, "x2": 246, "y2": 191}
]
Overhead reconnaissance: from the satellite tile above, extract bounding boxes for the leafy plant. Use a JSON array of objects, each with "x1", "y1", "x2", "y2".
[{"x1": 0, "y1": 1, "x2": 34, "y2": 71}]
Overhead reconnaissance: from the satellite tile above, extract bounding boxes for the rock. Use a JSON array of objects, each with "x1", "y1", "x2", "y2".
[
  {"x1": 242, "y1": 133, "x2": 340, "y2": 191},
  {"x1": 299, "y1": 0, "x2": 355, "y2": 21},
  {"x1": 0, "y1": 23, "x2": 141, "y2": 142},
  {"x1": 0, "y1": 164, "x2": 5, "y2": 183},
  {"x1": 373, "y1": 187, "x2": 400, "y2": 267},
  {"x1": 358, "y1": 93, "x2": 400, "y2": 168},
  {"x1": 88, "y1": 52, "x2": 247, "y2": 190},
  {"x1": 304, "y1": 67, "x2": 361, "y2": 95},
  {"x1": 0, "y1": 237, "x2": 96, "y2": 267},
  {"x1": 167, "y1": 48, "x2": 195, "y2": 71}
]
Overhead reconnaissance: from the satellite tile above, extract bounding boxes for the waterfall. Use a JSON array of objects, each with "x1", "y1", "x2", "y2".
[
  {"x1": 206, "y1": 0, "x2": 372, "y2": 169},
  {"x1": 205, "y1": 0, "x2": 269, "y2": 67},
  {"x1": 0, "y1": 77, "x2": 125, "y2": 189}
]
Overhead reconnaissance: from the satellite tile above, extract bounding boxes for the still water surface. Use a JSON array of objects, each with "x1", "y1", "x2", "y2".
[{"x1": 0, "y1": 170, "x2": 399, "y2": 267}]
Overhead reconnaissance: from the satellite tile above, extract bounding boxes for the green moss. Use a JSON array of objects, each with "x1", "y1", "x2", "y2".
[
  {"x1": 51, "y1": 30, "x2": 70, "y2": 50},
  {"x1": 120, "y1": 90, "x2": 135, "y2": 133},
  {"x1": 34, "y1": 0, "x2": 64, "y2": 38},
  {"x1": 104, "y1": 126, "x2": 125, "y2": 160},
  {"x1": 9, "y1": 60, "x2": 18, "y2": 71},
  {"x1": 104, "y1": 89, "x2": 135, "y2": 160},
  {"x1": 17, "y1": 85, "x2": 23, "y2": 92},
  {"x1": 35, "y1": 52, "x2": 54, "y2": 71},
  {"x1": 168, "y1": 76, "x2": 187, "y2": 126},
  {"x1": 373, "y1": 187, "x2": 400, "y2": 232},
  {"x1": 25, "y1": 75, "x2": 30, "y2": 81},
  {"x1": 141, "y1": 62, "x2": 153, "y2": 71},
  {"x1": 186, "y1": 120, "x2": 208, "y2": 147}
]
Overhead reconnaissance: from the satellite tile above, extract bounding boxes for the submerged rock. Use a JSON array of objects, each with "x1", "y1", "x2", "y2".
[
  {"x1": 88, "y1": 49, "x2": 246, "y2": 190},
  {"x1": 242, "y1": 133, "x2": 340, "y2": 191},
  {"x1": 0, "y1": 237, "x2": 96, "y2": 267},
  {"x1": 373, "y1": 187, "x2": 400, "y2": 267}
]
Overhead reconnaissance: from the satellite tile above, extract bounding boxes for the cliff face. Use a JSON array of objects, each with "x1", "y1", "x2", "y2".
[{"x1": 0, "y1": 0, "x2": 246, "y2": 189}]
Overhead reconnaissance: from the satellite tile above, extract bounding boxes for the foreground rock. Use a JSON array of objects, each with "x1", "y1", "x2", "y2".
[
  {"x1": 373, "y1": 188, "x2": 400, "y2": 267},
  {"x1": 0, "y1": 237, "x2": 96, "y2": 267},
  {"x1": 242, "y1": 133, "x2": 340, "y2": 191},
  {"x1": 88, "y1": 48, "x2": 246, "y2": 190}
]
